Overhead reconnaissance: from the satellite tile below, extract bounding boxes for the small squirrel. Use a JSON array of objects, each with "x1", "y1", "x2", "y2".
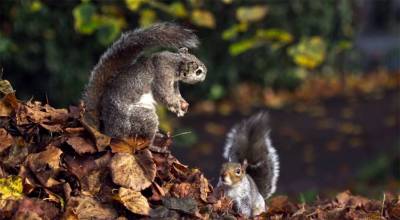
[
  {"x1": 82, "y1": 22, "x2": 207, "y2": 142},
  {"x1": 216, "y1": 111, "x2": 280, "y2": 217}
]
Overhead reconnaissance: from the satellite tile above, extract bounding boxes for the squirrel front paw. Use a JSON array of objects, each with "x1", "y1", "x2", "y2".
[{"x1": 168, "y1": 99, "x2": 188, "y2": 117}]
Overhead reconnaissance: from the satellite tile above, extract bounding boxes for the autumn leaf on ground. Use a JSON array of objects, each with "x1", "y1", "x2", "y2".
[
  {"x1": 64, "y1": 196, "x2": 117, "y2": 220},
  {"x1": 80, "y1": 112, "x2": 111, "y2": 151},
  {"x1": 0, "y1": 94, "x2": 18, "y2": 117},
  {"x1": 66, "y1": 136, "x2": 97, "y2": 155},
  {"x1": 27, "y1": 146, "x2": 63, "y2": 188},
  {"x1": 110, "y1": 137, "x2": 149, "y2": 154},
  {"x1": 0, "y1": 79, "x2": 15, "y2": 95},
  {"x1": 117, "y1": 187, "x2": 150, "y2": 216},
  {"x1": 109, "y1": 152, "x2": 155, "y2": 191},
  {"x1": 0, "y1": 176, "x2": 23, "y2": 200},
  {"x1": 0, "y1": 128, "x2": 13, "y2": 153},
  {"x1": 13, "y1": 198, "x2": 59, "y2": 220}
]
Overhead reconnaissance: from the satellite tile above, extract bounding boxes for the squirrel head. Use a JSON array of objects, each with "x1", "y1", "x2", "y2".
[
  {"x1": 177, "y1": 47, "x2": 207, "y2": 84},
  {"x1": 219, "y1": 160, "x2": 248, "y2": 186}
]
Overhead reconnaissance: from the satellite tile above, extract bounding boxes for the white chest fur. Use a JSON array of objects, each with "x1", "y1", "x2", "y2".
[{"x1": 136, "y1": 92, "x2": 156, "y2": 109}]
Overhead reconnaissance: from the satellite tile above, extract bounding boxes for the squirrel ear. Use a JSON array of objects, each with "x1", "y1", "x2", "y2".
[
  {"x1": 179, "y1": 47, "x2": 189, "y2": 54},
  {"x1": 241, "y1": 159, "x2": 248, "y2": 170}
]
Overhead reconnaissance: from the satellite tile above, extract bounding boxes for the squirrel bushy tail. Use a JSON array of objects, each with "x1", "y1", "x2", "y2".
[
  {"x1": 82, "y1": 22, "x2": 199, "y2": 120},
  {"x1": 223, "y1": 111, "x2": 279, "y2": 199}
]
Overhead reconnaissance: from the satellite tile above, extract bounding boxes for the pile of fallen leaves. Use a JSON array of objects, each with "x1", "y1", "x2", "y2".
[
  {"x1": 0, "y1": 80, "x2": 399, "y2": 219},
  {"x1": 0, "y1": 90, "x2": 233, "y2": 219}
]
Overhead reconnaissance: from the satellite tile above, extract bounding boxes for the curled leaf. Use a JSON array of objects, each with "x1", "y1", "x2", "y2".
[
  {"x1": 117, "y1": 187, "x2": 150, "y2": 215},
  {"x1": 27, "y1": 146, "x2": 63, "y2": 188}
]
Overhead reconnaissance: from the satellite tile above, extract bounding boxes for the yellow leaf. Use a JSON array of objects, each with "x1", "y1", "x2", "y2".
[
  {"x1": 139, "y1": 9, "x2": 157, "y2": 27},
  {"x1": 0, "y1": 176, "x2": 23, "y2": 200},
  {"x1": 229, "y1": 38, "x2": 259, "y2": 56},
  {"x1": 191, "y1": 10, "x2": 215, "y2": 28},
  {"x1": 287, "y1": 36, "x2": 326, "y2": 69},
  {"x1": 256, "y1": 28, "x2": 293, "y2": 43},
  {"x1": 30, "y1": 0, "x2": 42, "y2": 12},
  {"x1": 169, "y1": 2, "x2": 187, "y2": 18},
  {"x1": 236, "y1": 5, "x2": 268, "y2": 23},
  {"x1": 222, "y1": 22, "x2": 248, "y2": 40},
  {"x1": 125, "y1": 0, "x2": 143, "y2": 12}
]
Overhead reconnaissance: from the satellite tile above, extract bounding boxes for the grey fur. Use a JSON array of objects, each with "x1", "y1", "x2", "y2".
[
  {"x1": 221, "y1": 111, "x2": 280, "y2": 217},
  {"x1": 217, "y1": 171, "x2": 266, "y2": 217},
  {"x1": 82, "y1": 23, "x2": 206, "y2": 141}
]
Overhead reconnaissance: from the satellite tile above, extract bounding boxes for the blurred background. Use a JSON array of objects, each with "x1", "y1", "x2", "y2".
[{"x1": 0, "y1": 0, "x2": 399, "y2": 202}]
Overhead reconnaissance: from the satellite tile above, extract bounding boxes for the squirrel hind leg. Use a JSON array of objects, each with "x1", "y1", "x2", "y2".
[
  {"x1": 128, "y1": 106, "x2": 159, "y2": 142},
  {"x1": 101, "y1": 105, "x2": 133, "y2": 138}
]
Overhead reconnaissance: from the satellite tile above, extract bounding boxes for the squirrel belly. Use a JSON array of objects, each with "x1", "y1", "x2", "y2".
[{"x1": 217, "y1": 111, "x2": 280, "y2": 218}]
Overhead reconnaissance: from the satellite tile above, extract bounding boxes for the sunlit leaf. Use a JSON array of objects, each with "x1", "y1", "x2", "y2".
[
  {"x1": 236, "y1": 5, "x2": 268, "y2": 23},
  {"x1": 0, "y1": 176, "x2": 23, "y2": 200},
  {"x1": 256, "y1": 28, "x2": 293, "y2": 43},
  {"x1": 229, "y1": 38, "x2": 259, "y2": 56},
  {"x1": 125, "y1": 0, "x2": 143, "y2": 12},
  {"x1": 222, "y1": 0, "x2": 233, "y2": 4},
  {"x1": 72, "y1": 2, "x2": 98, "y2": 34},
  {"x1": 191, "y1": 10, "x2": 216, "y2": 28},
  {"x1": 96, "y1": 16, "x2": 124, "y2": 45},
  {"x1": 169, "y1": 2, "x2": 187, "y2": 18},
  {"x1": 209, "y1": 84, "x2": 225, "y2": 100},
  {"x1": 30, "y1": 0, "x2": 42, "y2": 12},
  {"x1": 287, "y1": 36, "x2": 326, "y2": 69},
  {"x1": 222, "y1": 23, "x2": 248, "y2": 40},
  {"x1": 139, "y1": 9, "x2": 157, "y2": 27}
]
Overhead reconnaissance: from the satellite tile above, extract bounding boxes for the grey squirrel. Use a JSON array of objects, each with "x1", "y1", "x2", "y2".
[
  {"x1": 82, "y1": 22, "x2": 207, "y2": 142},
  {"x1": 216, "y1": 111, "x2": 280, "y2": 217}
]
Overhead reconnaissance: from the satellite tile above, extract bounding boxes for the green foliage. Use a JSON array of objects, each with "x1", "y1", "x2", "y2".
[{"x1": 0, "y1": 0, "x2": 358, "y2": 105}]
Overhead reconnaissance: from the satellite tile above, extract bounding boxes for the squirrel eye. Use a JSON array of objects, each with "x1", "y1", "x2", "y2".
[{"x1": 235, "y1": 168, "x2": 241, "y2": 175}]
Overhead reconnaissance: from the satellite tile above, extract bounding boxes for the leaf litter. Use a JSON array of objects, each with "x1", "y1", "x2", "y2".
[{"x1": 0, "y1": 78, "x2": 398, "y2": 219}]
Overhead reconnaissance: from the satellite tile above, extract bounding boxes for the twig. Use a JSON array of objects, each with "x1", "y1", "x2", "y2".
[{"x1": 171, "y1": 131, "x2": 192, "y2": 138}]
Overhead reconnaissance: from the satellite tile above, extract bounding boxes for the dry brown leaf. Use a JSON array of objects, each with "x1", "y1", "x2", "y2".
[
  {"x1": 66, "y1": 136, "x2": 97, "y2": 155},
  {"x1": 109, "y1": 152, "x2": 154, "y2": 191},
  {"x1": 199, "y1": 174, "x2": 211, "y2": 202},
  {"x1": 0, "y1": 93, "x2": 18, "y2": 117},
  {"x1": 27, "y1": 146, "x2": 63, "y2": 188},
  {"x1": 39, "y1": 123, "x2": 63, "y2": 133},
  {"x1": 80, "y1": 115, "x2": 110, "y2": 151},
  {"x1": 268, "y1": 196, "x2": 296, "y2": 214},
  {"x1": 0, "y1": 128, "x2": 13, "y2": 153},
  {"x1": 150, "y1": 182, "x2": 165, "y2": 201},
  {"x1": 170, "y1": 183, "x2": 193, "y2": 198},
  {"x1": 64, "y1": 196, "x2": 117, "y2": 220},
  {"x1": 336, "y1": 191, "x2": 370, "y2": 208},
  {"x1": 110, "y1": 137, "x2": 149, "y2": 154},
  {"x1": 118, "y1": 187, "x2": 151, "y2": 216},
  {"x1": 13, "y1": 198, "x2": 59, "y2": 220},
  {"x1": 64, "y1": 152, "x2": 111, "y2": 196}
]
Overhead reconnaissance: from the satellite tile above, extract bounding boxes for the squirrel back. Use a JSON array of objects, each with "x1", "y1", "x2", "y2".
[
  {"x1": 223, "y1": 111, "x2": 279, "y2": 200},
  {"x1": 82, "y1": 22, "x2": 199, "y2": 123}
]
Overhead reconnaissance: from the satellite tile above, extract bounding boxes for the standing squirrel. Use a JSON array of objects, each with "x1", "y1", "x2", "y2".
[
  {"x1": 82, "y1": 22, "x2": 207, "y2": 142},
  {"x1": 216, "y1": 111, "x2": 280, "y2": 217}
]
